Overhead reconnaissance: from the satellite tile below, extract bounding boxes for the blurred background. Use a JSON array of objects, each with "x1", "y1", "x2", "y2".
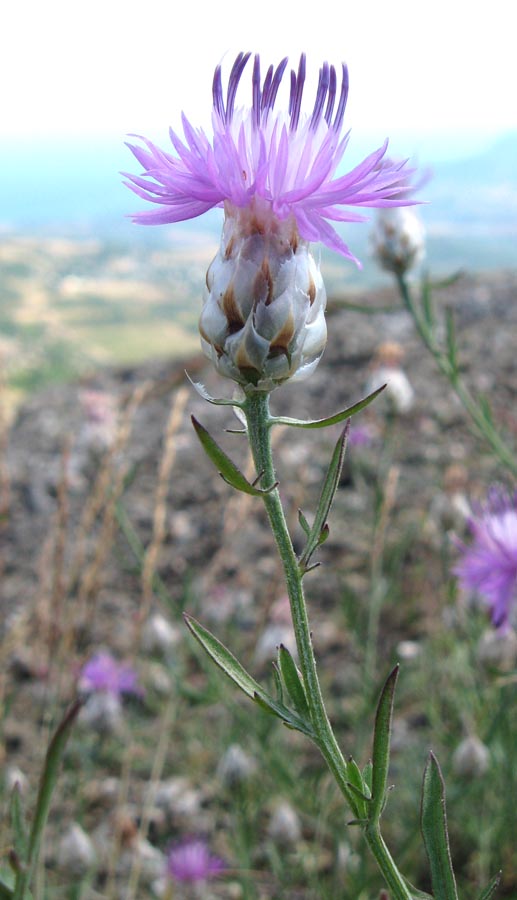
[{"x1": 1, "y1": 0, "x2": 516, "y2": 406}]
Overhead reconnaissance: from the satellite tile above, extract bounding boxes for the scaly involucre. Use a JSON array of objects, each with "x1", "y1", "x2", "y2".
[{"x1": 124, "y1": 52, "x2": 418, "y2": 264}]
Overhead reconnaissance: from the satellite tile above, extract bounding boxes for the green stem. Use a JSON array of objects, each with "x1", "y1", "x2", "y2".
[
  {"x1": 243, "y1": 390, "x2": 411, "y2": 900},
  {"x1": 397, "y1": 273, "x2": 517, "y2": 477}
]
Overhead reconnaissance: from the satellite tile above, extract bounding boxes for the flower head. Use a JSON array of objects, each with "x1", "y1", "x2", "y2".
[
  {"x1": 166, "y1": 837, "x2": 225, "y2": 884},
  {"x1": 124, "y1": 53, "x2": 420, "y2": 389},
  {"x1": 125, "y1": 52, "x2": 418, "y2": 263},
  {"x1": 79, "y1": 652, "x2": 142, "y2": 698},
  {"x1": 453, "y1": 486, "x2": 517, "y2": 629}
]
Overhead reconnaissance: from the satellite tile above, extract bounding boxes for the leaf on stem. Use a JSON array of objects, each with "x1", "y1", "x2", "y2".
[
  {"x1": 445, "y1": 309, "x2": 458, "y2": 373},
  {"x1": 270, "y1": 386, "x2": 386, "y2": 429},
  {"x1": 185, "y1": 372, "x2": 244, "y2": 408},
  {"x1": 370, "y1": 665, "x2": 399, "y2": 824},
  {"x1": 191, "y1": 417, "x2": 277, "y2": 495},
  {"x1": 184, "y1": 616, "x2": 314, "y2": 737},
  {"x1": 277, "y1": 645, "x2": 309, "y2": 718},
  {"x1": 345, "y1": 757, "x2": 371, "y2": 819},
  {"x1": 298, "y1": 425, "x2": 349, "y2": 571},
  {"x1": 420, "y1": 752, "x2": 459, "y2": 900},
  {"x1": 9, "y1": 786, "x2": 28, "y2": 864},
  {"x1": 476, "y1": 871, "x2": 501, "y2": 900},
  {"x1": 13, "y1": 701, "x2": 82, "y2": 900},
  {"x1": 402, "y1": 876, "x2": 434, "y2": 900}
]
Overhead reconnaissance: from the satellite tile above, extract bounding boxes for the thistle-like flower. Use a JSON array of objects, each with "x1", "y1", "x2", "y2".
[
  {"x1": 125, "y1": 53, "x2": 420, "y2": 388},
  {"x1": 166, "y1": 837, "x2": 225, "y2": 884},
  {"x1": 454, "y1": 487, "x2": 517, "y2": 629},
  {"x1": 79, "y1": 652, "x2": 143, "y2": 698}
]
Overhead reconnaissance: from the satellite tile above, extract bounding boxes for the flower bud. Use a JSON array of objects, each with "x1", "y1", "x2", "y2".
[
  {"x1": 371, "y1": 207, "x2": 425, "y2": 275},
  {"x1": 199, "y1": 203, "x2": 327, "y2": 390}
]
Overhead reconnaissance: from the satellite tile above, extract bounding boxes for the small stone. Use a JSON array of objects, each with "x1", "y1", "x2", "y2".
[
  {"x1": 452, "y1": 735, "x2": 490, "y2": 778},
  {"x1": 217, "y1": 744, "x2": 258, "y2": 788},
  {"x1": 141, "y1": 613, "x2": 180, "y2": 656},
  {"x1": 267, "y1": 801, "x2": 302, "y2": 846},
  {"x1": 78, "y1": 693, "x2": 124, "y2": 736},
  {"x1": 396, "y1": 640, "x2": 422, "y2": 661},
  {"x1": 477, "y1": 628, "x2": 517, "y2": 671},
  {"x1": 57, "y1": 823, "x2": 96, "y2": 875}
]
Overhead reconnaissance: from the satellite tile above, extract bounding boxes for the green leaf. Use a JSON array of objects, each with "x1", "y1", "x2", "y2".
[
  {"x1": 184, "y1": 616, "x2": 313, "y2": 737},
  {"x1": 362, "y1": 760, "x2": 373, "y2": 793},
  {"x1": 184, "y1": 614, "x2": 264, "y2": 700},
  {"x1": 421, "y1": 280, "x2": 435, "y2": 328},
  {"x1": 12, "y1": 701, "x2": 82, "y2": 900},
  {"x1": 185, "y1": 372, "x2": 244, "y2": 408},
  {"x1": 420, "y1": 752, "x2": 459, "y2": 900},
  {"x1": 0, "y1": 867, "x2": 15, "y2": 897},
  {"x1": 370, "y1": 665, "x2": 399, "y2": 824},
  {"x1": 252, "y1": 692, "x2": 313, "y2": 737},
  {"x1": 445, "y1": 310, "x2": 458, "y2": 372},
  {"x1": 9, "y1": 786, "x2": 28, "y2": 863},
  {"x1": 346, "y1": 758, "x2": 370, "y2": 819},
  {"x1": 402, "y1": 876, "x2": 434, "y2": 899},
  {"x1": 277, "y1": 645, "x2": 309, "y2": 718},
  {"x1": 476, "y1": 871, "x2": 501, "y2": 900},
  {"x1": 191, "y1": 416, "x2": 277, "y2": 495},
  {"x1": 270, "y1": 385, "x2": 386, "y2": 429},
  {"x1": 299, "y1": 425, "x2": 348, "y2": 570},
  {"x1": 298, "y1": 509, "x2": 310, "y2": 536}
]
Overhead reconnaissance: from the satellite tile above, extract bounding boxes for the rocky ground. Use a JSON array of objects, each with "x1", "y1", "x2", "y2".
[{"x1": 1, "y1": 268, "x2": 517, "y2": 897}]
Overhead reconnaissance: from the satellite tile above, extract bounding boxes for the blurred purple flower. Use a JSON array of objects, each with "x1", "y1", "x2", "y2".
[
  {"x1": 79, "y1": 652, "x2": 143, "y2": 698},
  {"x1": 124, "y1": 52, "x2": 419, "y2": 265},
  {"x1": 453, "y1": 486, "x2": 517, "y2": 629},
  {"x1": 166, "y1": 837, "x2": 225, "y2": 884},
  {"x1": 348, "y1": 423, "x2": 374, "y2": 449}
]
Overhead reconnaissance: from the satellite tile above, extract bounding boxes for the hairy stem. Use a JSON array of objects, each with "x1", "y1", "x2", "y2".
[{"x1": 243, "y1": 389, "x2": 411, "y2": 900}]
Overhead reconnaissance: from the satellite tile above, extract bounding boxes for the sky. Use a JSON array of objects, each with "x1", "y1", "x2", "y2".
[{"x1": 2, "y1": 0, "x2": 516, "y2": 161}]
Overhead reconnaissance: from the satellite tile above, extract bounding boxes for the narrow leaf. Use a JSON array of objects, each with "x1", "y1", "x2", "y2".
[
  {"x1": 370, "y1": 665, "x2": 399, "y2": 823},
  {"x1": 13, "y1": 701, "x2": 82, "y2": 900},
  {"x1": 421, "y1": 280, "x2": 435, "y2": 328},
  {"x1": 271, "y1": 663, "x2": 284, "y2": 704},
  {"x1": 362, "y1": 760, "x2": 373, "y2": 793},
  {"x1": 191, "y1": 416, "x2": 276, "y2": 495},
  {"x1": 252, "y1": 692, "x2": 313, "y2": 737},
  {"x1": 299, "y1": 425, "x2": 349, "y2": 569},
  {"x1": 9, "y1": 786, "x2": 28, "y2": 863},
  {"x1": 184, "y1": 616, "x2": 314, "y2": 736},
  {"x1": 271, "y1": 385, "x2": 386, "y2": 429},
  {"x1": 421, "y1": 752, "x2": 459, "y2": 900},
  {"x1": 402, "y1": 876, "x2": 434, "y2": 899},
  {"x1": 185, "y1": 372, "x2": 244, "y2": 407},
  {"x1": 184, "y1": 614, "x2": 263, "y2": 700},
  {"x1": 298, "y1": 509, "x2": 310, "y2": 536},
  {"x1": 476, "y1": 870, "x2": 501, "y2": 900},
  {"x1": 445, "y1": 310, "x2": 458, "y2": 372},
  {"x1": 347, "y1": 757, "x2": 371, "y2": 800},
  {"x1": 278, "y1": 645, "x2": 309, "y2": 718}
]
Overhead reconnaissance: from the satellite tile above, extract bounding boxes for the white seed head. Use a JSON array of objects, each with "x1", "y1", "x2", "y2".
[
  {"x1": 371, "y1": 207, "x2": 425, "y2": 275},
  {"x1": 452, "y1": 735, "x2": 490, "y2": 778},
  {"x1": 267, "y1": 800, "x2": 302, "y2": 846},
  {"x1": 200, "y1": 205, "x2": 327, "y2": 389},
  {"x1": 57, "y1": 823, "x2": 96, "y2": 875},
  {"x1": 366, "y1": 365, "x2": 414, "y2": 415},
  {"x1": 217, "y1": 743, "x2": 258, "y2": 787},
  {"x1": 141, "y1": 613, "x2": 180, "y2": 656}
]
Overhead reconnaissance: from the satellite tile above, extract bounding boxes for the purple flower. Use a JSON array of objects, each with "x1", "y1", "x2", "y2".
[
  {"x1": 453, "y1": 487, "x2": 517, "y2": 629},
  {"x1": 348, "y1": 423, "x2": 374, "y2": 448},
  {"x1": 124, "y1": 52, "x2": 419, "y2": 265},
  {"x1": 79, "y1": 652, "x2": 143, "y2": 698},
  {"x1": 166, "y1": 837, "x2": 225, "y2": 884}
]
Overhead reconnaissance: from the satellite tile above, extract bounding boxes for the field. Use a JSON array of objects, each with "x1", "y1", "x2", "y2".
[{"x1": 1, "y1": 253, "x2": 517, "y2": 898}]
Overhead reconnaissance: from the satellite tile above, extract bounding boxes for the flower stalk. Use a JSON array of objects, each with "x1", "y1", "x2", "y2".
[{"x1": 242, "y1": 389, "x2": 412, "y2": 899}]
